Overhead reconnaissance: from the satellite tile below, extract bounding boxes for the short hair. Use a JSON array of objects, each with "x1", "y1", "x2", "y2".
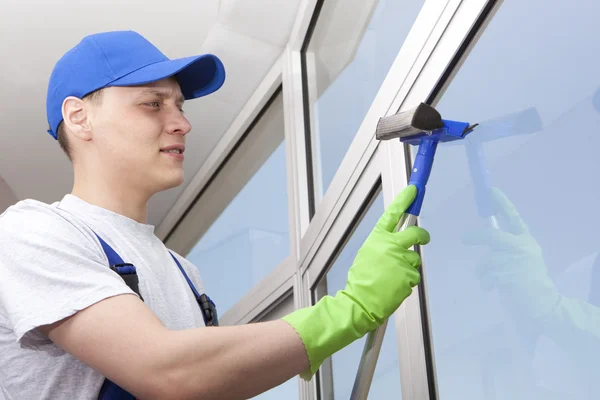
[{"x1": 56, "y1": 88, "x2": 104, "y2": 161}]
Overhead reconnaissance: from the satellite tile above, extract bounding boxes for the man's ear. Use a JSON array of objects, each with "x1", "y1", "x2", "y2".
[{"x1": 61, "y1": 96, "x2": 93, "y2": 141}]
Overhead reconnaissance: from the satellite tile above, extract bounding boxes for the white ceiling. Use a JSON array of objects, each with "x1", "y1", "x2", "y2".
[{"x1": 0, "y1": 0, "x2": 302, "y2": 226}]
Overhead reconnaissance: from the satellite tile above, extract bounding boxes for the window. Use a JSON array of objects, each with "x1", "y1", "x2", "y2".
[
  {"x1": 252, "y1": 295, "x2": 299, "y2": 399},
  {"x1": 302, "y1": 0, "x2": 424, "y2": 210},
  {"x1": 417, "y1": 1, "x2": 600, "y2": 398},
  {"x1": 186, "y1": 92, "x2": 290, "y2": 315},
  {"x1": 314, "y1": 190, "x2": 402, "y2": 398}
]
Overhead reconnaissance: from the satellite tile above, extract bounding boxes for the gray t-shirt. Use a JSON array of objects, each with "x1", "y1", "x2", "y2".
[{"x1": 0, "y1": 194, "x2": 207, "y2": 399}]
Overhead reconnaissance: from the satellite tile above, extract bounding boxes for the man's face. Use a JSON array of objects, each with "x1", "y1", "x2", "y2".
[{"x1": 86, "y1": 77, "x2": 192, "y2": 195}]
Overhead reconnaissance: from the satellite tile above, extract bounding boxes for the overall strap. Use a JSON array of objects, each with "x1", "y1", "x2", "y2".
[
  {"x1": 94, "y1": 233, "x2": 143, "y2": 300},
  {"x1": 169, "y1": 252, "x2": 219, "y2": 327},
  {"x1": 93, "y1": 233, "x2": 218, "y2": 400},
  {"x1": 94, "y1": 232, "x2": 217, "y2": 326},
  {"x1": 97, "y1": 381, "x2": 136, "y2": 400},
  {"x1": 94, "y1": 233, "x2": 139, "y2": 400},
  {"x1": 95, "y1": 234, "x2": 124, "y2": 266}
]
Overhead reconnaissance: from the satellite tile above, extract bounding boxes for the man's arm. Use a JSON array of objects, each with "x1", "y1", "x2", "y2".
[
  {"x1": 37, "y1": 184, "x2": 429, "y2": 399},
  {"x1": 40, "y1": 293, "x2": 309, "y2": 400}
]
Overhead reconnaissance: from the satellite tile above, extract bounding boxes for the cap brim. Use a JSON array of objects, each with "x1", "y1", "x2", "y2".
[{"x1": 108, "y1": 54, "x2": 226, "y2": 99}]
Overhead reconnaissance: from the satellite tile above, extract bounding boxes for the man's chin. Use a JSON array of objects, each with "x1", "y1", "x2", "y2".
[{"x1": 155, "y1": 174, "x2": 185, "y2": 193}]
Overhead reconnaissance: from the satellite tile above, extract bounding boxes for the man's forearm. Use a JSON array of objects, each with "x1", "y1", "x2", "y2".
[
  {"x1": 152, "y1": 319, "x2": 309, "y2": 400},
  {"x1": 43, "y1": 294, "x2": 309, "y2": 400}
]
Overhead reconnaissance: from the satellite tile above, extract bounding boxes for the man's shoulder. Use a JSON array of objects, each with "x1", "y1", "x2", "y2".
[
  {"x1": 2, "y1": 198, "x2": 59, "y2": 222},
  {"x1": 0, "y1": 198, "x2": 87, "y2": 239}
]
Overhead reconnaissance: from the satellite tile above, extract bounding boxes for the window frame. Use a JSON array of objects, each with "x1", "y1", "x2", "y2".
[
  {"x1": 385, "y1": 0, "x2": 504, "y2": 398},
  {"x1": 295, "y1": 0, "x2": 466, "y2": 229},
  {"x1": 293, "y1": 0, "x2": 474, "y2": 280},
  {"x1": 220, "y1": 261, "x2": 296, "y2": 326},
  {"x1": 301, "y1": 144, "x2": 382, "y2": 290}
]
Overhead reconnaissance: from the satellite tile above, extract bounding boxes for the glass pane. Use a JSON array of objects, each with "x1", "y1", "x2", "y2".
[
  {"x1": 253, "y1": 295, "x2": 299, "y2": 399},
  {"x1": 186, "y1": 140, "x2": 289, "y2": 314},
  {"x1": 418, "y1": 1, "x2": 600, "y2": 399},
  {"x1": 304, "y1": 0, "x2": 424, "y2": 203},
  {"x1": 316, "y1": 191, "x2": 402, "y2": 399}
]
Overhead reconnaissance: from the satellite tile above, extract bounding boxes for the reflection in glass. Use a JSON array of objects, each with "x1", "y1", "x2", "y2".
[
  {"x1": 316, "y1": 191, "x2": 402, "y2": 399},
  {"x1": 304, "y1": 0, "x2": 424, "y2": 203},
  {"x1": 187, "y1": 142, "x2": 289, "y2": 315},
  {"x1": 418, "y1": 1, "x2": 600, "y2": 398}
]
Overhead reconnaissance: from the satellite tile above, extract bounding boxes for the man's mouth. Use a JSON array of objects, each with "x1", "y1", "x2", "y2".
[
  {"x1": 160, "y1": 145, "x2": 185, "y2": 160},
  {"x1": 161, "y1": 149, "x2": 183, "y2": 154}
]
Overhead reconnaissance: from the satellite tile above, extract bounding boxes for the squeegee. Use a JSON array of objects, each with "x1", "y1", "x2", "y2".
[{"x1": 349, "y1": 102, "x2": 477, "y2": 399}]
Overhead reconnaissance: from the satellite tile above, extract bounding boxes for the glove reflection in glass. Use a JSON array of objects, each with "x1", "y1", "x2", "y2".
[
  {"x1": 462, "y1": 187, "x2": 560, "y2": 321},
  {"x1": 463, "y1": 187, "x2": 600, "y2": 397},
  {"x1": 282, "y1": 185, "x2": 430, "y2": 380}
]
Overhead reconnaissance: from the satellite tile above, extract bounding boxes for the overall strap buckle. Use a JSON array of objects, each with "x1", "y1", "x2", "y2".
[{"x1": 198, "y1": 293, "x2": 218, "y2": 327}]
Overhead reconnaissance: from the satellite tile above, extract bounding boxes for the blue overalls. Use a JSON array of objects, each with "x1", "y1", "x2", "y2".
[{"x1": 93, "y1": 233, "x2": 218, "y2": 400}]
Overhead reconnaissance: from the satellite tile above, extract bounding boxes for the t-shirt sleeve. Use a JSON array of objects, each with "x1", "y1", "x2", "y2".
[{"x1": 0, "y1": 203, "x2": 136, "y2": 348}]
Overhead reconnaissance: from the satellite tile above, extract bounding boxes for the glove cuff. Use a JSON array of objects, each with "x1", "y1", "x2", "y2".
[{"x1": 281, "y1": 292, "x2": 374, "y2": 380}]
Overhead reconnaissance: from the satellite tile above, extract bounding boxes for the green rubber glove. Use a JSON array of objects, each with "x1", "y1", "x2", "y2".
[
  {"x1": 282, "y1": 185, "x2": 430, "y2": 380},
  {"x1": 462, "y1": 188, "x2": 560, "y2": 321}
]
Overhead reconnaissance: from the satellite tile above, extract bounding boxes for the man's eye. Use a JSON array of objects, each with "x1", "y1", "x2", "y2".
[{"x1": 145, "y1": 101, "x2": 160, "y2": 107}]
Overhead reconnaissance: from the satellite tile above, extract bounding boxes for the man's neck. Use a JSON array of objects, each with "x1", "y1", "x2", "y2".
[{"x1": 71, "y1": 178, "x2": 150, "y2": 224}]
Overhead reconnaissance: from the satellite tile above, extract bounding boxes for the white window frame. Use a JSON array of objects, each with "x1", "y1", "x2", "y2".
[
  {"x1": 381, "y1": 1, "x2": 502, "y2": 398},
  {"x1": 299, "y1": 0, "x2": 380, "y2": 205},
  {"x1": 291, "y1": 0, "x2": 478, "y2": 277}
]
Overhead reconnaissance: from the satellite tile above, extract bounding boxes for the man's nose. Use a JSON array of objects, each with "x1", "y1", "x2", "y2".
[{"x1": 166, "y1": 110, "x2": 192, "y2": 136}]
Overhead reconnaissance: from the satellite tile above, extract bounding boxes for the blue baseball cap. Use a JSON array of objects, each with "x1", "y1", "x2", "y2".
[{"x1": 46, "y1": 30, "x2": 226, "y2": 139}]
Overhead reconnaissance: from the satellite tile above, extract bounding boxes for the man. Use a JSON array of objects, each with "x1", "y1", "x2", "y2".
[{"x1": 0, "y1": 30, "x2": 430, "y2": 399}]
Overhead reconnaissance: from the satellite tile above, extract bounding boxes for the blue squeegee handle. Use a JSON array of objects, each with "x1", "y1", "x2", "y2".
[{"x1": 406, "y1": 138, "x2": 438, "y2": 217}]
